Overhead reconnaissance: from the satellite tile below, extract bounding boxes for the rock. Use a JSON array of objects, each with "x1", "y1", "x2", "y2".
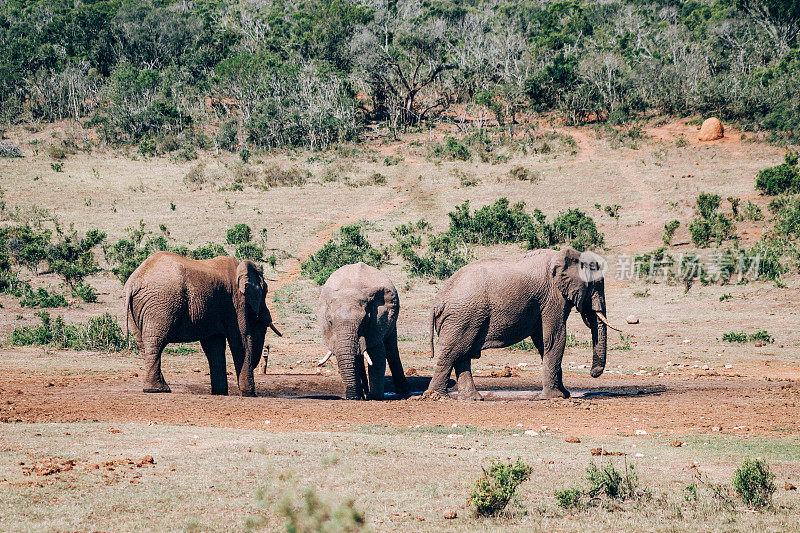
[
  {"x1": 626, "y1": 315, "x2": 639, "y2": 324},
  {"x1": 565, "y1": 436, "x2": 581, "y2": 443},
  {"x1": 635, "y1": 429, "x2": 647, "y2": 435},
  {"x1": 443, "y1": 510, "x2": 457, "y2": 519},
  {"x1": 136, "y1": 455, "x2": 155, "y2": 467},
  {"x1": 524, "y1": 430, "x2": 539, "y2": 436},
  {"x1": 698, "y1": 117, "x2": 724, "y2": 141},
  {"x1": 405, "y1": 367, "x2": 418, "y2": 376},
  {"x1": 671, "y1": 440, "x2": 685, "y2": 447},
  {"x1": 785, "y1": 482, "x2": 797, "y2": 491},
  {"x1": 590, "y1": 448, "x2": 625, "y2": 456},
  {"x1": 490, "y1": 365, "x2": 517, "y2": 378}
]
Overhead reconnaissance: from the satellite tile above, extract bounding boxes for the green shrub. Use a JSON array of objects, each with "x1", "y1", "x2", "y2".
[
  {"x1": 11, "y1": 311, "x2": 135, "y2": 351},
  {"x1": 555, "y1": 488, "x2": 583, "y2": 509},
  {"x1": 235, "y1": 242, "x2": 263, "y2": 262},
  {"x1": 689, "y1": 193, "x2": 734, "y2": 247},
  {"x1": 663, "y1": 220, "x2": 680, "y2": 246},
  {"x1": 47, "y1": 227, "x2": 106, "y2": 289},
  {"x1": 749, "y1": 330, "x2": 774, "y2": 344},
  {"x1": 20, "y1": 287, "x2": 68, "y2": 308},
  {"x1": 756, "y1": 152, "x2": 800, "y2": 195},
  {"x1": 431, "y1": 136, "x2": 471, "y2": 161},
  {"x1": 742, "y1": 201, "x2": 764, "y2": 221},
  {"x1": 72, "y1": 282, "x2": 98, "y2": 303},
  {"x1": 448, "y1": 198, "x2": 534, "y2": 245},
  {"x1": 722, "y1": 331, "x2": 747, "y2": 343},
  {"x1": 733, "y1": 458, "x2": 776, "y2": 509},
  {"x1": 217, "y1": 120, "x2": 238, "y2": 151},
  {"x1": 469, "y1": 458, "x2": 533, "y2": 517},
  {"x1": 446, "y1": 198, "x2": 604, "y2": 251},
  {"x1": 191, "y1": 242, "x2": 227, "y2": 260},
  {"x1": 226, "y1": 224, "x2": 252, "y2": 245},
  {"x1": 302, "y1": 224, "x2": 387, "y2": 285},
  {"x1": 0, "y1": 269, "x2": 31, "y2": 297}
]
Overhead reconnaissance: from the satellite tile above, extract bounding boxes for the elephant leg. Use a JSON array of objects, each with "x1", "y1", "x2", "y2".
[
  {"x1": 354, "y1": 352, "x2": 369, "y2": 400},
  {"x1": 227, "y1": 335, "x2": 255, "y2": 397},
  {"x1": 200, "y1": 335, "x2": 228, "y2": 395},
  {"x1": 142, "y1": 334, "x2": 170, "y2": 393},
  {"x1": 366, "y1": 343, "x2": 387, "y2": 401},
  {"x1": 384, "y1": 326, "x2": 410, "y2": 397},
  {"x1": 540, "y1": 316, "x2": 569, "y2": 399},
  {"x1": 426, "y1": 321, "x2": 477, "y2": 395},
  {"x1": 455, "y1": 354, "x2": 483, "y2": 401}
]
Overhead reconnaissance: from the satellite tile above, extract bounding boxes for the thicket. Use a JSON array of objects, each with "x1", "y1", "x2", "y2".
[
  {"x1": 756, "y1": 152, "x2": 800, "y2": 195},
  {"x1": 301, "y1": 224, "x2": 387, "y2": 284},
  {"x1": 11, "y1": 311, "x2": 135, "y2": 352},
  {"x1": 3, "y1": 0, "x2": 800, "y2": 146}
]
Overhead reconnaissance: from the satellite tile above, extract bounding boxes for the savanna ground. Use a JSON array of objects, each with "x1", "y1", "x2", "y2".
[{"x1": 1, "y1": 118, "x2": 800, "y2": 531}]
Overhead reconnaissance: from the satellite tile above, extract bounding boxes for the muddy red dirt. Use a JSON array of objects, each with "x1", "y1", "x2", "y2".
[{"x1": 2, "y1": 369, "x2": 798, "y2": 436}]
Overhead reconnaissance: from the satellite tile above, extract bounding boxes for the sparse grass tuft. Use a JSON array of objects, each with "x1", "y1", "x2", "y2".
[{"x1": 11, "y1": 311, "x2": 135, "y2": 351}]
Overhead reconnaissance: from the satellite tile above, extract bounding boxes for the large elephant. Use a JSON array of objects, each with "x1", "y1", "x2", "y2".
[
  {"x1": 124, "y1": 251, "x2": 281, "y2": 396},
  {"x1": 426, "y1": 247, "x2": 619, "y2": 400},
  {"x1": 317, "y1": 262, "x2": 410, "y2": 400}
]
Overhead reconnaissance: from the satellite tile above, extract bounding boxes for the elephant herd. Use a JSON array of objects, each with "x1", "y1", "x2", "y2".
[{"x1": 124, "y1": 246, "x2": 618, "y2": 401}]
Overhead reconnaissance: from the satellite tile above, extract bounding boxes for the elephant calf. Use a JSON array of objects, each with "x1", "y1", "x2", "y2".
[
  {"x1": 317, "y1": 262, "x2": 410, "y2": 400},
  {"x1": 426, "y1": 247, "x2": 619, "y2": 400},
  {"x1": 124, "y1": 251, "x2": 281, "y2": 396}
]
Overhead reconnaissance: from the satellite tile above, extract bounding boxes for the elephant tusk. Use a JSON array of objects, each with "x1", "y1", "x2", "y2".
[
  {"x1": 363, "y1": 350, "x2": 373, "y2": 366},
  {"x1": 269, "y1": 323, "x2": 283, "y2": 337},
  {"x1": 318, "y1": 351, "x2": 332, "y2": 366},
  {"x1": 596, "y1": 311, "x2": 622, "y2": 332}
]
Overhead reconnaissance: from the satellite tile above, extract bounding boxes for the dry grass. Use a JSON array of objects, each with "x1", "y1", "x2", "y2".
[{"x1": 0, "y1": 423, "x2": 798, "y2": 531}]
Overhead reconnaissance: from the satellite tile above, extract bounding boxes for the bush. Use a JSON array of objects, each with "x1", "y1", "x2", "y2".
[
  {"x1": 663, "y1": 220, "x2": 680, "y2": 246},
  {"x1": 217, "y1": 120, "x2": 238, "y2": 151},
  {"x1": 191, "y1": 242, "x2": 227, "y2": 260},
  {"x1": 689, "y1": 193, "x2": 734, "y2": 248},
  {"x1": 235, "y1": 242, "x2": 263, "y2": 262},
  {"x1": 733, "y1": 458, "x2": 776, "y2": 509},
  {"x1": 469, "y1": 458, "x2": 532, "y2": 517},
  {"x1": 722, "y1": 331, "x2": 747, "y2": 343},
  {"x1": 742, "y1": 201, "x2": 764, "y2": 221},
  {"x1": 756, "y1": 152, "x2": 800, "y2": 195},
  {"x1": 20, "y1": 287, "x2": 68, "y2": 308},
  {"x1": 431, "y1": 136, "x2": 471, "y2": 161},
  {"x1": 72, "y1": 282, "x2": 98, "y2": 303},
  {"x1": 226, "y1": 224, "x2": 252, "y2": 245},
  {"x1": 543, "y1": 209, "x2": 605, "y2": 251},
  {"x1": 555, "y1": 488, "x2": 583, "y2": 509},
  {"x1": 0, "y1": 140, "x2": 22, "y2": 158},
  {"x1": 0, "y1": 269, "x2": 31, "y2": 297},
  {"x1": 448, "y1": 198, "x2": 534, "y2": 245},
  {"x1": 47, "y1": 226, "x2": 106, "y2": 289},
  {"x1": 302, "y1": 224, "x2": 387, "y2": 285},
  {"x1": 11, "y1": 311, "x2": 135, "y2": 351}
]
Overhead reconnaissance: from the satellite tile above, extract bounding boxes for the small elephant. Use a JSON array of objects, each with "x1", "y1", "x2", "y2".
[
  {"x1": 124, "y1": 251, "x2": 282, "y2": 396},
  {"x1": 426, "y1": 247, "x2": 619, "y2": 400},
  {"x1": 317, "y1": 262, "x2": 410, "y2": 400}
]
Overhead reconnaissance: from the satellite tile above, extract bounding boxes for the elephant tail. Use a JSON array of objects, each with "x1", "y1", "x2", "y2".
[
  {"x1": 429, "y1": 304, "x2": 438, "y2": 359},
  {"x1": 123, "y1": 282, "x2": 134, "y2": 337}
]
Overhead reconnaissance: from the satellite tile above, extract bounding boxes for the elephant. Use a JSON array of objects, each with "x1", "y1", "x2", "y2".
[
  {"x1": 124, "y1": 251, "x2": 282, "y2": 396},
  {"x1": 426, "y1": 247, "x2": 620, "y2": 400},
  {"x1": 317, "y1": 262, "x2": 410, "y2": 400}
]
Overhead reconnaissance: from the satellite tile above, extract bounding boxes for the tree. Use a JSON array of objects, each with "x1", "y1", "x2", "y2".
[{"x1": 738, "y1": 0, "x2": 800, "y2": 53}]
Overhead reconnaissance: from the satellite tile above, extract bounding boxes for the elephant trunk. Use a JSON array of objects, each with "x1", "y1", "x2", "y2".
[
  {"x1": 590, "y1": 317, "x2": 607, "y2": 378},
  {"x1": 334, "y1": 321, "x2": 364, "y2": 400}
]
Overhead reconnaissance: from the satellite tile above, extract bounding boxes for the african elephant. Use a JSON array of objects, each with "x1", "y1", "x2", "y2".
[
  {"x1": 317, "y1": 262, "x2": 410, "y2": 400},
  {"x1": 426, "y1": 247, "x2": 619, "y2": 400},
  {"x1": 124, "y1": 251, "x2": 282, "y2": 396}
]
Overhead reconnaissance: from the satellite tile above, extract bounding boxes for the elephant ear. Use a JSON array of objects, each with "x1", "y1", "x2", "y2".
[
  {"x1": 552, "y1": 247, "x2": 587, "y2": 309},
  {"x1": 237, "y1": 260, "x2": 265, "y2": 313}
]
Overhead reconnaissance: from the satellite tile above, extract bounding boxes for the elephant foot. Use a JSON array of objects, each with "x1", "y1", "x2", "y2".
[
  {"x1": 239, "y1": 388, "x2": 257, "y2": 398},
  {"x1": 210, "y1": 389, "x2": 228, "y2": 396},
  {"x1": 457, "y1": 390, "x2": 484, "y2": 401},
  {"x1": 419, "y1": 389, "x2": 450, "y2": 401},
  {"x1": 539, "y1": 387, "x2": 570, "y2": 400},
  {"x1": 344, "y1": 387, "x2": 365, "y2": 400}
]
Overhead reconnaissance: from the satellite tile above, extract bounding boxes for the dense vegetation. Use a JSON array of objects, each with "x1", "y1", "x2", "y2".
[{"x1": 2, "y1": 0, "x2": 799, "y2": 149}]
